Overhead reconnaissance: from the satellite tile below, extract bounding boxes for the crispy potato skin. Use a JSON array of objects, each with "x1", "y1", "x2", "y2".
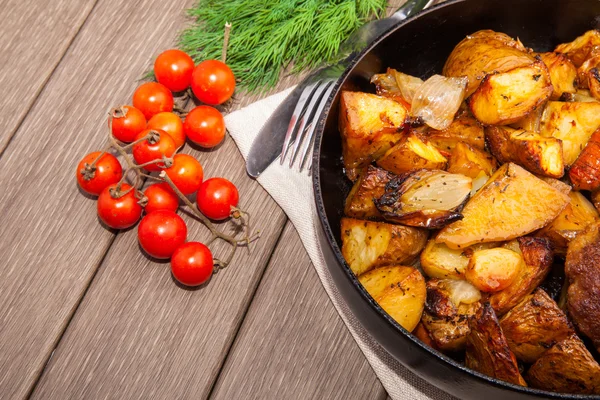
[
  {"x1": 443, "y1": 30, "x2": 533, "y2": 96},
  {"x1": 437, "y1": 163, "x2": 570, "y2": 249},
  {"x1": 570, "y1": 128, "x2": 600, "y2": 191},
  {"x1": 527, "y1": 334, "x2": 600, "y2": 394},
  {"x1": 358, "y1": 266, "x2": 426, "y2": 332},
  {"x1": 488, "y1": 237, "x2": 553, "y2": 315},
  {"x1": 538, "y1": 52, "x2": 578, "y2": 99},
  {"x1": 499, "y1": 289, "x2": 573, "y2": 363},
  {"x1": 468, "y1": 61, "x2": 553, "y2": 126},
  {"x1": 465, "y1": 303, "x2": 527, "y2": 386},
  {"x1": 565, "y1": 221, "x2": 600, "y2": 352},
  {"x1": 376, "y1": 133, "x2": 447, "y2": 174},
  {"x1": 555, "y1": 30, "x2": 600, "y2": 67},
  {"x1": 447, "y1": 142, "x2": 497, "y2": 179},
  {"x1": 426, "y1": 112, "x2": 485, "y2": 152},
  {"x1": 485, "y1": 126, "x2": 564, "y2": 178},
  {"x1": 339, "y1": 91, "x2": 407, "y2": 180},
  {"x1": 344, "y1": 166, "x2": 394, "y2": 220},
  {"x1": 341, "y1": 218, "x2": 428, "y2": 276}
]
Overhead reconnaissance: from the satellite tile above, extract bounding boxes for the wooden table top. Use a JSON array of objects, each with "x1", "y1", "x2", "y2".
[{"x1": 0, "y1": 0, "x2": 444, "y2": 398}]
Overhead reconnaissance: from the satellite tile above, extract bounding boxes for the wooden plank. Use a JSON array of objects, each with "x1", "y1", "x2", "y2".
[
  {"x1": 209, "y1": 222, "x2": 388, "y2": 400},
  {"x1": 0, "y1": 0, "x2": 209, "y2": 398},
  {"x1": 0, "y1": 0, "x2": 96, "y2": 154}
]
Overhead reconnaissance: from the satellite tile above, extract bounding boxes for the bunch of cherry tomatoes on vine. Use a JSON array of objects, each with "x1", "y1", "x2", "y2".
[{"x1": 77, "y1": 48, "x2": 256, "y2": 287}]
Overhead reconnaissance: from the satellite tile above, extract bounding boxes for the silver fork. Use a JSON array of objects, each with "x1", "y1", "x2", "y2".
[{"x1": 279, "y1": 0, "x2": 437, "y2": 173}]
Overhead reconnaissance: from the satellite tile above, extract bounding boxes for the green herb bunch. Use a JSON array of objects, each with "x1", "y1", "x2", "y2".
[{"x1": 179, "y1": 0, "x2": 388, "y2": 93}]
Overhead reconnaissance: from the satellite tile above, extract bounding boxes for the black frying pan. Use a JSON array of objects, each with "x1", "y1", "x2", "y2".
[{"x1": 313, "y1": 0, "x2": 600, "y2": 398}]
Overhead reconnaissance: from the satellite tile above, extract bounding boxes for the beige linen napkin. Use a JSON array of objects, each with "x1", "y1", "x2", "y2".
[{"x1": 225, "y1": 87, "x2": 455, "y2": 400}]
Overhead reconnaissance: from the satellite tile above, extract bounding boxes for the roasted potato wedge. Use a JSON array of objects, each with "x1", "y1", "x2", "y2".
[
  {"x1": 565, "y1": 221, "x2": 600, "y2": 352},
  {"x1": 569, "y1": 128, "x2": 600, "y2": 191},
  {"x1": 339, "y1": 91, "x2": 407, "y2": 180},
  {"x1": 465, "y1": 303, "x2": 527, "y2": 386},
  {"x1": 485, "y1": 126, "x2": 564, "y2": 178},
  {"x1": 344, "y1": 166, "x2": 394, "y2": 220},
  {"x1": 341, "y1": 218, "x2": 428, "y2": 276},
  {"x1": 537, "y1": 191, "x2": 599, "y2": 254},
  {"x1": 499, "y1": 288, "x2": 573, "y2": 364},
  {"x1": 420, "y1": 240, "x2": 499, "y2": 280},
  {"x1": 468, "y1": 61, "x2": 553, "y2": 126},
  {"x1": 539, "y1": 101, "x2": 600, "y2": 166},
  {"x1": 538, "y1": 52, "x2": 578, "y2": 99},
  {"x1": 555, "y1": 30, "x2": 600, "y2": 67},
  {"x1": 443, "y1": 30, "x2": 533, "y2": 96},
  {"x1": 447, "y1": 142, "x2": 497, "y2": 180},
  {"x1": 376, "y1": 133, "x2": 447, "y2": 174},
  {"x1": 593, "y1": 189, "x2": 600, "y2": 213},
  {"x1": 421, "y1": 279, "x2": 481, "y2": 352},
  {"x1": 437, "y1": 163, "x2": 570, "y2": 249},
  {"x1": 466, "y1": 248, "x2": 522, "y2": 293},
  {"x1": 426, "y1": 112, "x2": 485, "y2": 152},
  {"x1": 358, "y1": 265, "x2": 426, "y2": 332},
  {"x1": 375, "y1": 170, "x2": 472, "y2": 229},
  {"x1": 527, "y1": 334, "x2": 600, "y2": 394},
  {"x1": 538, "y1": 176, "x2": 572, "y2": 195}
]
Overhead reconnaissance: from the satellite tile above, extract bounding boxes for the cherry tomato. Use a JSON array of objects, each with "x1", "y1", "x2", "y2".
[
  {"x1": 133, "y1": 82, "x2": 174, "y2": 119},
  {"x1": 143, "y1": 182, "x2": 179, "y2": 214},
  {"x1": 148, "y1": 112, "x2": 185, "y2": 149},
  {"x1": 138, "y1": 210, "x2": 187, "y2": 259},
  {"x1": 191, "y1": 60, "x2": 235, "y2": 105},
  {"x1": 197, "y1": 177, "x2": 239, "y2": 220},
  {"x1": 97, "y1": 183, "x2": 142, "y2": 229},
  {"x1": 76, "y1": 151, "x2": 123, "y2": 196},
  {"x1": 183, "y1": 106, "x2": 225, "y2": 148},
  {"x1": 132, "y1": 129, "x2": 176, "y2": 171},
  {"x1": 171, "y1": 242, "x2": 213, "y2": 286},
  {"x1": 164, "y1": 154, "x2": 203, "y2": 195},
  {"x1": 154, "y1": 49, "x2": 195, "y2": 92},
  {"x1": 110, "y1": 105, "x2": 146, "y2": 143}
]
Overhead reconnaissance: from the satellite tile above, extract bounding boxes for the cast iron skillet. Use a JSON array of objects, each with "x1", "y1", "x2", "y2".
[{"x1": 313, "y1": 0, "x2": 600, "y2": 398}]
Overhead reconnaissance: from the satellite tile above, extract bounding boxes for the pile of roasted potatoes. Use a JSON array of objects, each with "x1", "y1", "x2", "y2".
[{"x1": 339, "y1": 29, "x2": 600, "y2": 394}]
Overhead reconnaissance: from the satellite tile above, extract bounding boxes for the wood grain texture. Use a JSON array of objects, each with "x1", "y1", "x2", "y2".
[
  {"x1": 210, "y1": 222, "x2": 387, "y2": 400},
  {"x1": 0, "y1": 0, "x2": 96, "y2": 154}
]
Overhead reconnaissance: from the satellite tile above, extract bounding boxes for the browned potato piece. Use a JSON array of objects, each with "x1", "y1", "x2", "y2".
[
  {"x1": 421, "y1": 279, "x2": 482, "y2": 352},
  {"x1": 465, "y1": 303, "x2": 527, "y2": 386},
  {"x1": 593, "y1": 189, "x2": 600, "y2": 212},
  {"x1": 537, "y1": 191, "x2": 599, "y2": 254},
  {"x1": 426, "y1": 112, "x2": 485, "y2": 152},
  {"x1": 437, "y1": 163, "x2": 570, "y2": 249},
  {"x1": 570, "y1": 128, "x2": 600, "y2": 191},
  {"x1": 447, "y1": 142, "x2": 497, "y2": 179},
  {"x1": 485, "y1": 126, "x2": 564, "y2": 178},
  {"x1": 358, "y1": 265, "x2": 426, "y2": 332},
  {"x1": 344, "y1": 166, "x2": 394, "y2": 220},
  {"x1": 538, "y1": 52, "x2": 578, "y2": 99},
  {"x1": 420, "y1": 240, "x2": 499, "y2": 280},
  {"x1": 555, "y1": 30, "x2": 600, "y2": 67},
  {"x1": 540, "y1": 101, "x2": 600, "y2": 166},
  {"x1": 443, "y1": 30, "x2": 533, "y2": 96},
  {"x1": 489, "y1": 237, "x2": 553, "y2": 315},
  {"x1": 565, "y1": 221, "x2": 600, "y2": 352},
  {"x1": 339, "y1": 91, "x2": 407, "y2": 180},
  {"x1": 341, "y1": 218, "x2": 428, "y2": 276},
  {"x1": 375, "y1": 170, "x2": 472, "y2": 229},
  {"x1": 538, "y1": 176, "x2": 572, "y2": 195},
  {"x1": 468, "y1": 61, "x2": 553, "y2": 126},
  {"x1": 465, "y1": 248, "x2": 522, "y2": 292},
  {"x1": 376, "y1": 133, "x2": 447, "y2": 174},
  {"x1": 499, "y1": 289, "x2": 573, "y2": 363},
  {"x1": 527, "y1": 334, "x2": 600, "y2": 394}
]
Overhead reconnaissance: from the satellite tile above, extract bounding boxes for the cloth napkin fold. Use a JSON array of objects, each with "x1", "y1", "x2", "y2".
[{"x1": 225, "y1": 88, "x2": 455, "y2": 400}]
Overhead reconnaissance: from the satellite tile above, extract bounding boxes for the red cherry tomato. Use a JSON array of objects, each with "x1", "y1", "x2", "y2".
[
  {"x1": 171, "y1": 242, "x2": 213, "y2": 286},
  {"x1": 138, "y1": 210, "x2": 187, "y2": 259},
  {"x1": 97, "y1": 183, "x2": 142, "y2": 229},
  {"x1": 76, "y1": 151, "x2": 123, "y2": 196},
  {"x1": 197, "y1": 177, "x2": 239, "y2": 220},
  {"x1": 143, "y1": 182, "x2": 179, "y2": 214},
  {"x1": 148, "y1": 112, "x2": 185, "y2": 149},
  {"x1": 183, "y1": 106, "x2": 225, "y2": 148},
  {"x1": 154, "y1": 49, "x2": 195, "y2": 92},
  {"x1": 133, "y1": 82, "x2": 174, "y2": 119},
  {"x1": 110, "y1": 105, "x2": 146, "y2": 143},
  {"x1": 191, "y1": 60, "x2": 235, "y2": 105},
  {"x1": 132, "y1": 129, "x2": 176, "y2": 171},
  {"x1": 164, "y1": 154, "x2": 203, "y2": 195}
]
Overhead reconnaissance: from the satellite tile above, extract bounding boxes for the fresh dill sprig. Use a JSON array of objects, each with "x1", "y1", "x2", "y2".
[{"x1": 178, "y1": 0, "x2": 388, "y2": 93}]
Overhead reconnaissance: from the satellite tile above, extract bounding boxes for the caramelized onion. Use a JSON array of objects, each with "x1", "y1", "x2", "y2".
[
  {"x1": 412, "y1": 75, "x2": 468, "y2": 130},
  {"x1": 370, "y1": 68, "x2": 423, "y2": 105},
  {"x1": 442, "y1": 279, "x2": 482, "y2": 306}
]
